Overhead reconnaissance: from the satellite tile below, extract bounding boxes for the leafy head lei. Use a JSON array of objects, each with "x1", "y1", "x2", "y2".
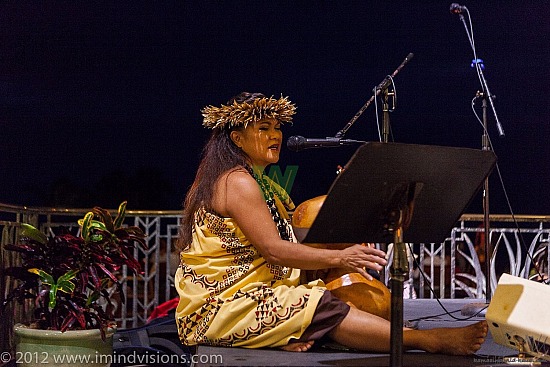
[{"x1": 201, "y1": 93, "x2": 296, "y2": 130}]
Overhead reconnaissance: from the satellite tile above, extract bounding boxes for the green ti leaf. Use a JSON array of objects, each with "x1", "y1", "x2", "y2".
[
  {"x1": 113, "y1": 201, "x2": 127, "y2": 229},
  {"x1": 79, "y1": 212, "x2": 95, "y2": 241},
  {"x1": 20, "y1": 223, "x2": 47, "y2": 245},
  {"x1": 28, "y1": 269, "x2": 78, "y2": 309},
  {"x1": 77, "y1": 218, "x2": 108, "y2": 232}
]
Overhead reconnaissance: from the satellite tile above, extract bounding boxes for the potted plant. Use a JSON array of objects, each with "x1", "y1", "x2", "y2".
[{"x1": 3, "y1": 201, "x2": 146, "y2": 367}]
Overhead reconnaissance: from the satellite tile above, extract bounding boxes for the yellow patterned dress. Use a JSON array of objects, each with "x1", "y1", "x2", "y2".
[{"x1": 175, "y1": 169, "x2": 326, "y2": 348}]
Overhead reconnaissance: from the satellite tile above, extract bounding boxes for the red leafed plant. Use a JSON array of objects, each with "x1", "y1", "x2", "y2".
[{"x1": 2, "y1": 201, "x2": 146, "y2": 339}]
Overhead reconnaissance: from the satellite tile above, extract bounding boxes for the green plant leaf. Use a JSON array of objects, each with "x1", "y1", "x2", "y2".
[
  {"x1": 79, "y1": 212, "x2": 95, "y2": 241},
  {"x1": 20, "y1": 223, "x2": 47, "y2": 245},
  {"x1": 57, "y1": 269, "x2": 78, "y2": 294},
  {"x1": 28, "y1": 268, "x2": 54, "y2": 285},
  {"x1": 78, "y1": 218, "x2": 108, "y2": 231},
  {"x1": 113, "y1": 201, "x2": 127, "y2": 229},
  {"x1": 28, "y1": 269, "x2": 77, "y2": 309}
]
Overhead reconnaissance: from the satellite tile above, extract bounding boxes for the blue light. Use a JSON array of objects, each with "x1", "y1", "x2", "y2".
[{"x1": 471, "y1": 58, "x2": 485, "y2": 70}]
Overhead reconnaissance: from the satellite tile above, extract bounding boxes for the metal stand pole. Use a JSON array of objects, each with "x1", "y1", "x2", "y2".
[
  {"x1": 461, "y1": 93, "x2": 494, "y2": 316},
  {"x1": 382, "y1": 90, "x2": 391, "y2": 144},
  {"x1": 390, "y1": 220, "x2": 408, "y2": 367},
  {"x1": 481, "y1": 96, "x2": 492, "y2": 303},
  {"x1": 379, "y1": 89, "x2": 392, "y2": 284}
]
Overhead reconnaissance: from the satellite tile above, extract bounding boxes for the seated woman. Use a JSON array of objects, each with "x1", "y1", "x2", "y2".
[{"x1": 175, "y1": 92, "x2": 487, "y2": 354}]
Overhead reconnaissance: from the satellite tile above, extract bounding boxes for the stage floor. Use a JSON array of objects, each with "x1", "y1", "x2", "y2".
[{"x1": 194, "y1": 299, "x2": 548, "y2": 367}]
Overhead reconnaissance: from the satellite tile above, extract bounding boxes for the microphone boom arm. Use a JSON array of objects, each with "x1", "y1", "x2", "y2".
[
  {"x1": 335, "y1": 52, "x2": 414, "y2": 138},
  {"x1": 478, "y1": 66, "x2": 505, "y2": 136}
]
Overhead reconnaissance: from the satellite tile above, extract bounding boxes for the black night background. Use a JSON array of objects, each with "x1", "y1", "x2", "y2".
[{"x1": 1, "y1": 2, "x2": 548, "y2": 215}]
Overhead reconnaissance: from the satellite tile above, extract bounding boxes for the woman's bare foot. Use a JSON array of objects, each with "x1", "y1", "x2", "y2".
[
  {"x1": 417, "y1": 321, "x2": 488, "y2": 355},
  {"x1": 280, "y1": 340, "x2": 315, "y2": 352}
]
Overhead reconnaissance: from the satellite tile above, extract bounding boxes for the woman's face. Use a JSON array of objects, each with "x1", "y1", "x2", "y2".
[{"x1": 231, "y1": 118, "x2": 282, "y2": 168}]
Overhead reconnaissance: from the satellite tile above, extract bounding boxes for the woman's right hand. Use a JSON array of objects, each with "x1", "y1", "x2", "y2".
[{"x1": 337, "y1": 244, "x2": 387, "y2": 281}]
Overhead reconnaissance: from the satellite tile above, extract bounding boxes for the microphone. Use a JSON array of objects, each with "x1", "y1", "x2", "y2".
[
  {"x1": 449, "y1": 3, "x2": 467, "y2": 14},
  {"x1": 287, "y1": 136, "x2": 364, "y2": 152}
]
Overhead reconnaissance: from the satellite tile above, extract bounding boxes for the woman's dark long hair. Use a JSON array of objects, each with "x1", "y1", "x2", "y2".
[{"x1": 177, "y1": 93, "x2": 264, "y2": 251}]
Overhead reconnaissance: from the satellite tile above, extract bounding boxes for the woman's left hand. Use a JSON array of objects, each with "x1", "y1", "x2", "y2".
[{"x1": 336, "y1": 243, "x2": 387, "y2": 280}]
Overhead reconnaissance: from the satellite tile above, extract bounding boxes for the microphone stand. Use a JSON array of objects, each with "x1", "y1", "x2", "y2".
[
  {"x1": 320, "y1": 53, "x2": 413, "y2": 367},
  {"x1": 380, "y1": 85, "x2": 405, "y2": 367},
  {"x1": 454, "y1": 6, "x2": 504, "y2": 316},
  {"x1": 461, "y1": 96, "x2": 493, "y2": 317},
  {"x1": 350, "y1": 55, "x2": 411, "y2": 367}
]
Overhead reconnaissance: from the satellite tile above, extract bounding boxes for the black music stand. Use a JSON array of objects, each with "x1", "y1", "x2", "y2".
[{"x1": 300, "y1": 142, "x2": 497, "y2": 367}]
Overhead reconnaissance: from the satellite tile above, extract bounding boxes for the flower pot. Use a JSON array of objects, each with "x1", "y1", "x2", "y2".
[{"x1": 14, "y1": 324, "x2": 115, "y2": 367}]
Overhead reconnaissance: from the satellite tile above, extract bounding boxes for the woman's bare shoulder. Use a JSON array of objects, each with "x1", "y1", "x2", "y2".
[
  {"x1": 220, "y1": 167, "x2": 255, "y2": 187},
  {"x1": 213, "y1": 167, "x2": 262, "y2": 215}
]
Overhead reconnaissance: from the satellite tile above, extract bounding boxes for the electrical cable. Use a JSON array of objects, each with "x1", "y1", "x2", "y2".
[{"x1": 406, "y1": 243, "x2": 488, "y2": 322}]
